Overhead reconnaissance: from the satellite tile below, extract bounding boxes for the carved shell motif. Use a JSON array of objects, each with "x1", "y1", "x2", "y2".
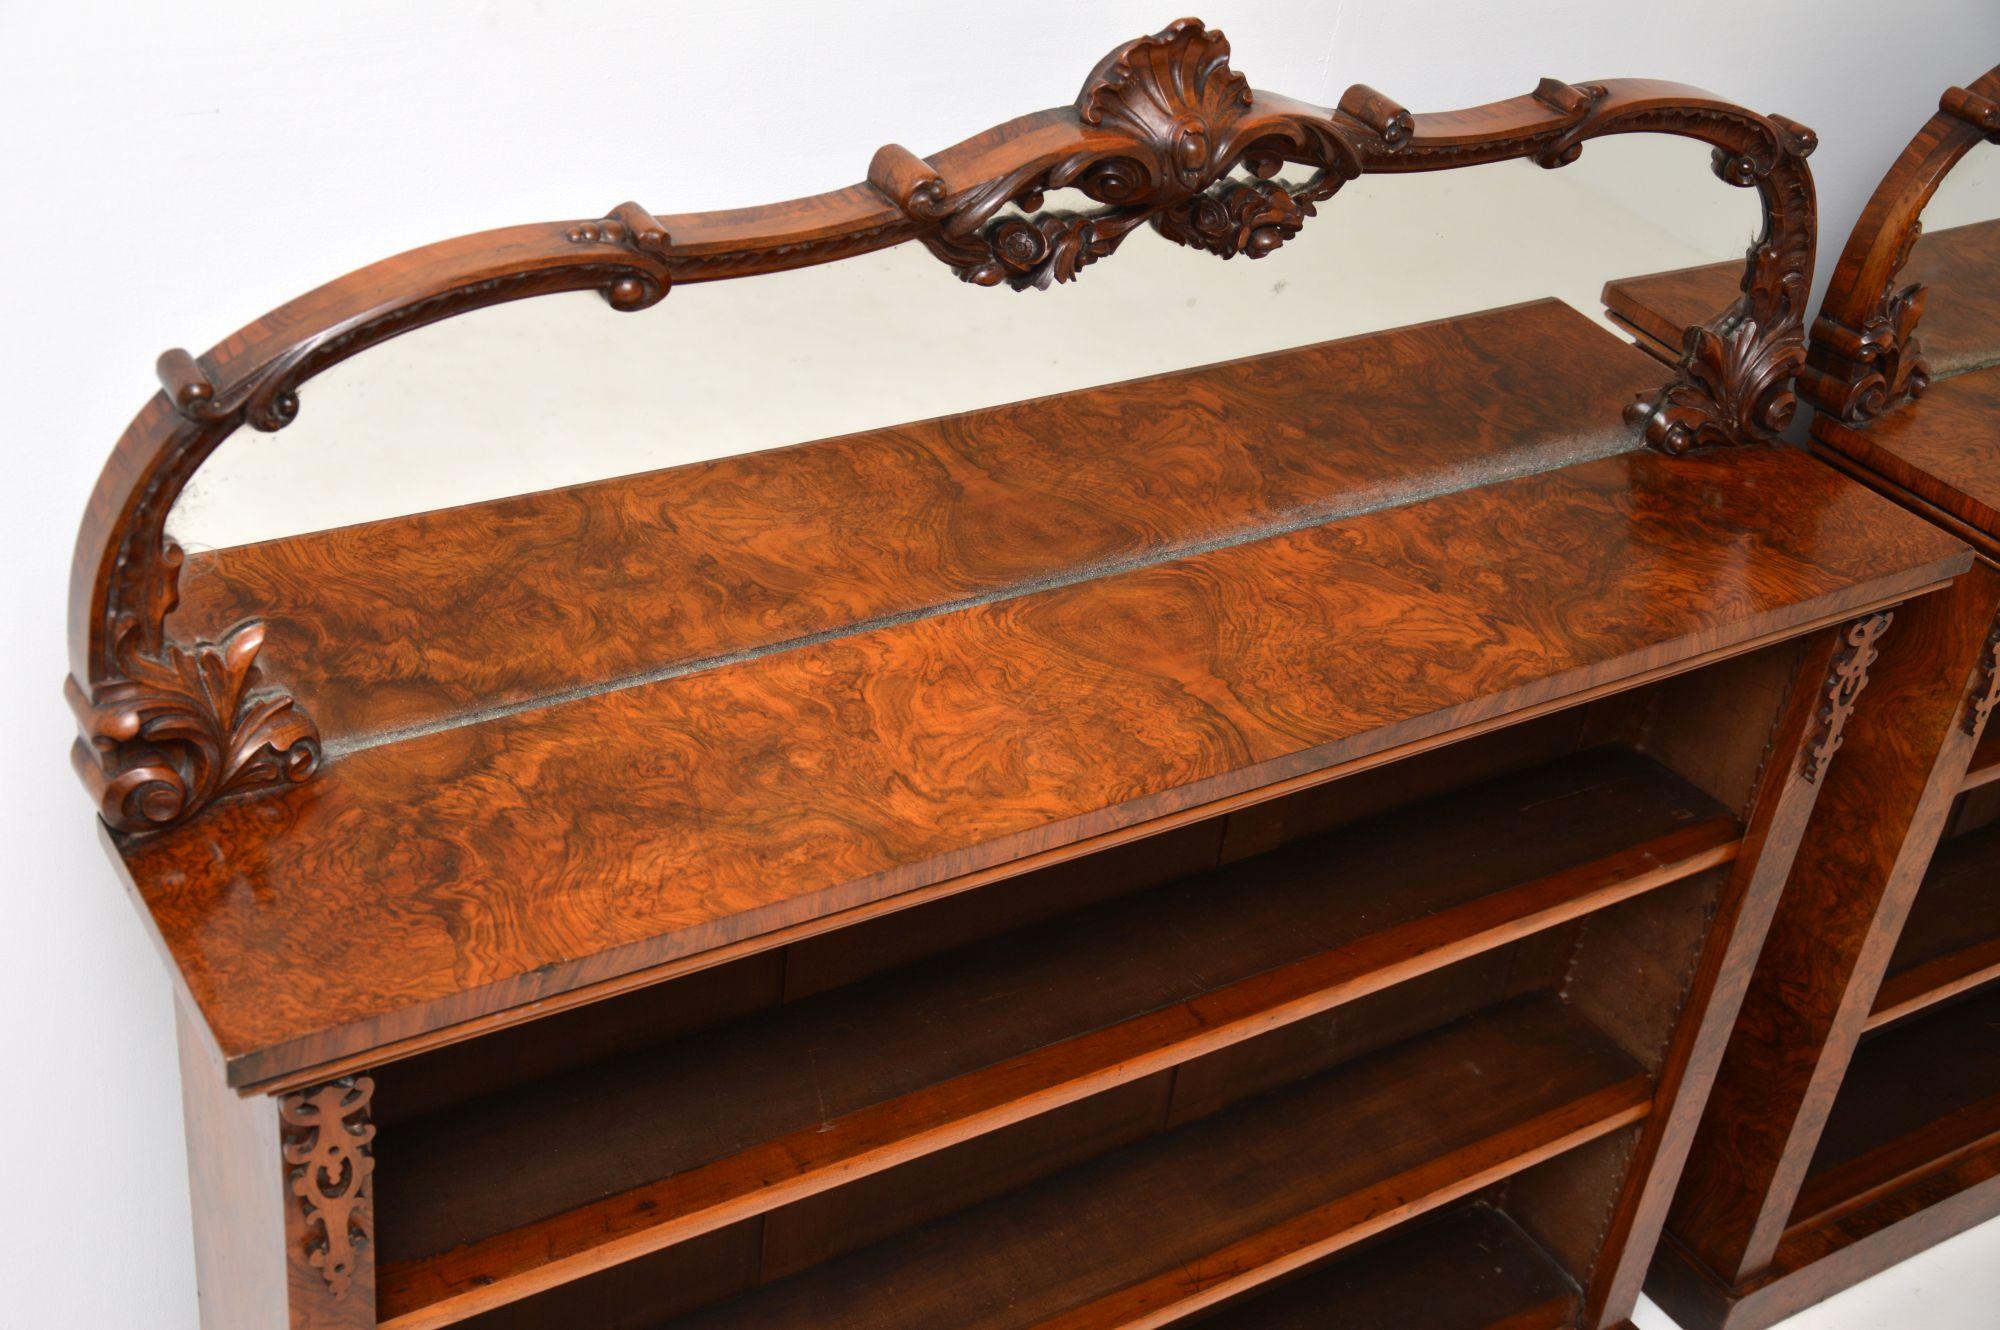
[{"x1": 886, "y1": 20, "x2": 1366, "y2": 290}]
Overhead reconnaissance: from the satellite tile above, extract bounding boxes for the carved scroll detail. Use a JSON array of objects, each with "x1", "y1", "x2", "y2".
[
  {"x1": 1803, "y1": 69, "x2": 2000, "y2": 423},
  {"x1": 1624, "y1": 115, "x2": 1818, "y2": 455},
  {"x1": 1967, "y1": 615, "x2": 2000, "y2": 739},
  {"x1": 66, "y1": 543, "x2": 319, "y2": 837},
  {"x1": 871, "y1": 20, "x2": 1375, "y2": 289},
  {"x1": 1806, "y1": 221, "x2": 1932, "y2": 424},
  {"x1": 1803, "y1": 612, "x2": 1894, "y2": 784},
  {"x1": 280, "y1": 1077, "x2": 377, "y2": 1298}
]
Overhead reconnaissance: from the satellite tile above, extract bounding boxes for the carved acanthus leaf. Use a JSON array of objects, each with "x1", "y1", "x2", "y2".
[
  {"x1": 1627, "y1": 118, "x2": 1816, "y2": 454},
  {"x1": 66, "y1": 541, "x2": 319, "y2": 837},
  {"x1": 281, "y1": 1078, "x2": 376, "y2": 1298}
]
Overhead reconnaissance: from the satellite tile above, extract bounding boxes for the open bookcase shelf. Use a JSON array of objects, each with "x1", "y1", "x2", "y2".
[
  {"x1": 1780, "y1": 981, "x2": 2000, "y2": 1281},
  {"x1": 1869, "y1": 823, "x2": 2000, "y2": 1029},
  {"x1": 660, "y1": 997, "x2": 1646, "y2": 1330},
  {"x1": 371, "y1": 746, "x2": 1732, "y2": 1325},
  {"x1": 1194, "y1": 1202, "x2": 1583, "y2": 1330}
]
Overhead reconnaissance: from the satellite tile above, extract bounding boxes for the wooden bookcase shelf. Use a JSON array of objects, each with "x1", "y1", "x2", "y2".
[
  {"x1": 63, "y1": 22, "x2": 1975, "y2": 1330},
  {"x1": 1193, "y1": 1202, "x2": 1584, "y2": 1330},
  {"x1": 1868, "y1": 823, "x2": 2000, "y2": 1029},
  {"x1": 659, "y1": 997, "x2": 1649, "y2": 1330},
  {"x1": 369, "y1": 746, "x2": 1732, "y2": 1326},
  {"x1": 1795, "y1": 982, "x2": 2000, "y2": 1237}
]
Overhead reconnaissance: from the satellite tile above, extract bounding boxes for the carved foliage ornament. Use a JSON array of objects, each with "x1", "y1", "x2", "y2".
[
  {"x1": 1803, "y1": 612, "x2": 1894, "y2": 784},
  {"x1": 66, "y1": 542, "x2": 320, "y2": 835},
  {"x1": 1804, "y1": 79, "x2": 1999, "y2": 423},
  {"x1": 281, "y1": 1077, "x2": 377, "y2": 1298},
  {"x1": 1622, "y1": 116, "x2": 1818, "y2": 455},
  {"x1": 869, "y1": 20, "x2": 1397, "y2": 291}
]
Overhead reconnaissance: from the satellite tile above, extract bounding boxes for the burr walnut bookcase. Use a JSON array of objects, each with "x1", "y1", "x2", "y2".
[
  {"x1": 64, "y1": 21, "x2": 1975, "y2": 1330},
  {"x1": 1608, "y1": 67, "x2": 2000, "y2": 1330}
]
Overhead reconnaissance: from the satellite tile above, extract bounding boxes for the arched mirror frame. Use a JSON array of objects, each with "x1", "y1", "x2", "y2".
[
  {"x1": 1802, "y1": 65, "x2": 2000, "y2": 424},
  {"x1": 66, "y1": 17, "x2": 1818, "y2": 837}
]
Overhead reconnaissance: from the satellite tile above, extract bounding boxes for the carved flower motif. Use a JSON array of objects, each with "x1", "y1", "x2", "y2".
[{"x1": 989, "y1": 218, "x2": 1053, "y2": 275}]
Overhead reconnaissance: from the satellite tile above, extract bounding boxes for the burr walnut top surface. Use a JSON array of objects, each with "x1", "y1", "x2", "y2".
[
  {"x1": 116, "y1": 299, "x2": 1969, "y2": 1090},
  {"x1": 1815, "y1": 361, "x2": 2000, "y2": 554}
]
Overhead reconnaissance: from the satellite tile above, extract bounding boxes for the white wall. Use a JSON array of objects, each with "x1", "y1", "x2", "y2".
[{"x1": 4, "y1": 3, "x2": 1999, "y2": 1326}]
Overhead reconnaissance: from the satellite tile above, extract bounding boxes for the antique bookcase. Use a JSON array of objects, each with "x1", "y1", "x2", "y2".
[
  {"x1": 1609, "y1": 66, "x2": 2000, "y2": 1330},
  {"x1": 65, "y1": 20, "x2": 1974, "y2": 1330}
]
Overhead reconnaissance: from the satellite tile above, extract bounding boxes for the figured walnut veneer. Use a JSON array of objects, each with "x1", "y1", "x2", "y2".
[
  {"x1": 68, "y1": 18, "x2": 1824, "y2": 836},
  {"x1": 120, "y1": 433, "x2": 1964, "y2": 1092},
  {"x1": 168, "y1": 301, "x2": 1655, "y2": 748}
]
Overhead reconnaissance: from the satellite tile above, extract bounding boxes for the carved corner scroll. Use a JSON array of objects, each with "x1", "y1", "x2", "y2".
[
  {"x1": 1802, "y1": 612, "x2": 1894, "y2": 784},
  {"x1": 69, "y1": 205, "x2": 671, "y2": 837},
  {"x1": 66, "y1": 541, "x2": 320, "y2": 838},
  {"x1": 71, "y1": 17, "x2": 1825, "y2": 835},
  {"x1": 280, "y1": 1077, "x2": 377, "y2": 1298},
  {"x1": 1803, "y1": 67, "x2": 2000, "y2": 424},
  {"x1": 1622, "y1": 115, "x2": 1819, "y2": 455}
]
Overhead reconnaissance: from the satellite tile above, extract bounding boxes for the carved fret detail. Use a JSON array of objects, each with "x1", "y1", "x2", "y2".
[
  {"x1": 1803, "y1": 612, "x2": 1895, "y2": 784},
  {"x1": 280, "y1": 1077, "x2": 377, "y2": 1298},
  {"x1": 1966, "y1": 615, "x2": 2000, "y2": 739}
]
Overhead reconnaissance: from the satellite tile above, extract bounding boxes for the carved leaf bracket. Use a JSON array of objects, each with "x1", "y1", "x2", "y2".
[{"x1": 70, "y1": 18, "x2": 1822, "y2": 836}]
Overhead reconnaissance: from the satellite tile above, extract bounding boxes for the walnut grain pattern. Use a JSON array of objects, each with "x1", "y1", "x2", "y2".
[{"x1": 123, "y1": 442, "x2": 1966, "y2": 1089}]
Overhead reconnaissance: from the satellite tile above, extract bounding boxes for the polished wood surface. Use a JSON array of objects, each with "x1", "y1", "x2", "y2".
[
  {"x1": 370, "y1": 747, "x2": 1729, "y2": 1326},
  {"x1": 1197, "y1": 1203, "x2": 1579, "y2": 1330},
  {"x1": 1815, "y1": 367, "x2": 2000, "y2": 557},
  {"x1": 668, "y1": 997, "x2": 1649, "y2": 1330},
  {"x1": 1605, "y1": 218, "x2": 2000, "y2": 375},
  {"x1": 170, "y1": 300, "x2": 1654, "y2": 748},
  {"x1": 119, "y1": 430, "x2": 1965, "y2": 1092}
]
